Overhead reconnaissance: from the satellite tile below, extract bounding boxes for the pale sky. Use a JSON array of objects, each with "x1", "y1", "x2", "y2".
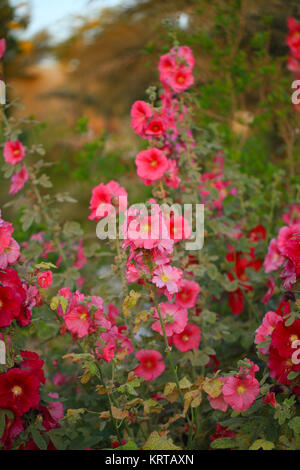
[{"x1": 10, "y1": 0, "x2": 124, "y2": 40}]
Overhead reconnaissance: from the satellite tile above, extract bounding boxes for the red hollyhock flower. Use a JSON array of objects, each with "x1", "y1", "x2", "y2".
[
  {"x1": 268, "y1": 346, "x2": 300, "y2": 385},
  {"x1": 172, "y1": 323, "x2": 201, "y2": 352},
  {"x1": 271, "y1": 319, "x2": 300, "y2": 358},
  {"x1": 0, "y1": 284, "x2": 22, "y2": 327},
  {"x1": 0, "y1": 415, "x2": 23, "y2": 450},
  {"x1": 209, "y1": 424, "x2": 236, "y2": 443},
  {"x1": 0, "y1": 268, "x2": 32, "y2": 327},
  {"x1": 134, "y1": 349, "x2": 165, "y2": 381},
  {"x1": 262, "y1": 392, "x2": 277, "y2": 408},
  {"x1": 287, "y1": 17, "x2": 300, "y2": 59},
  {"x1": 0, "y1": 368, "x2": 40, "y2": 416},
  {"x1": 175, "y1": 279, "x2": 200, "y2": 309},
  {"x1": 19, "y1": 351, "x2": 46, "y2": 385},
  {"x1": 228, "y1": 285, "x2": 244, "y2": 315}
]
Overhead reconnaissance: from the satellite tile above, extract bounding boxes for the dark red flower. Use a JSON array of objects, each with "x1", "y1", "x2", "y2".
[
  {"x1": 0, "y1": 368, "x2": 40, "y2": 416},
  {"x1": 19, "y1": 351, "x2": 46, "y2": 385}
]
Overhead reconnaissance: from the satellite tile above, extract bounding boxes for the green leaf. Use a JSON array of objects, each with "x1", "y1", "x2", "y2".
[
  {"x1": 117, "y1": 440, "x2": 138, "y2": 450},
  {"x1": 249, "y1": 439, "x2": 275, "y2": 450},
  {"x1": 143, "y1": 432, "x2": 181, "y2": 450},
  {"x1": 211, "y1": 438, "x2": 238, "y2": 449},
  {"x1": 288, "y1": 417, "x2": 300, "y2": 436},
  {"x1": 31, "y1": 429, "x2": 47, "y2": 450}
]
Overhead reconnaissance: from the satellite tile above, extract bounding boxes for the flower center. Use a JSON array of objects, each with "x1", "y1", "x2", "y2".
[
  {"x1": 12, "y1": 385, "x2": 22, "y2": 397},
  {"x1": 0, "y1": 299, "x2": 3, "y2": 309},
  {"x1": 177, "y1": 75, "x2": 185, "y2": 84},
  {"x1": 182, "y1": 334, "x2": 189, "y2": 342},
  {"x1": 145, "y1": 361, "x2": 153, "y2": 370},
  {"x1": 13, "y1": 149, "x2": 20, "y2": 156},
  {"x1": 80, "y1": 313, "x2": 88, "y2": 321},
  {"x1": 161, "y1": 274, "x2": 170, "y2": 283},
  {"x1": 237, "y1": 385, "x2": 246, "y2": 395},
  {"x1": 150, "y1": 159, "x2": 158, "y2": 168}
]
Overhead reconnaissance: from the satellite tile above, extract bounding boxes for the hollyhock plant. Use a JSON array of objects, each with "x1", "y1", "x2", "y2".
[
  {"x1": 134, "y1": 350, "x2": 165, "y2": 381},
  {"x1": 88, "y1": 180, "x2": 127, "y2": 220},
  {"x1": 206, "y1": 377, "x2": 228, "y2": 412},
  {"x1": 172, "y1": 323, "x2": 201, "y2": 352},
  {"x1": 152, "y1": 302, "x2": 188, "y2": 337},
  {"x1": 3, "y1": 140, "x2": 26, "y2": 165},
  {"x1": 135, "y1": 148, "x2": 168, "y2": 182},
  {"x1": 282, "y1": 204, "x2": 300, "y2": 225},
  {"x1": 0, "y1": 369, "x2": 40, "y2": 416}
]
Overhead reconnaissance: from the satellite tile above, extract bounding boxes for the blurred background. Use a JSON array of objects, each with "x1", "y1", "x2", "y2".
[{"x1": 1, "y1": 0, "x2": 300, "y2": 234}]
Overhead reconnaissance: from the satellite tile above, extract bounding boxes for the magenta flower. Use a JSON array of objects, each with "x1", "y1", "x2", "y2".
[
  {"x1": 3, "y1": 140, "x2": 26, "y2": 165},
  {"x1": 152, "y1": 302, "x2": 188, "y2": 337},
  {"x1": 134, "y1": 350, "x2": 165, "y2": 382},
  {"x1": 9, "y1": 166, "x2": 28, "y2": 195}
]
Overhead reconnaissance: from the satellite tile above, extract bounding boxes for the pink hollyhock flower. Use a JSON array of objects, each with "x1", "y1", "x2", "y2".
[
  {"x1": 277, "y1": 223, "x2": 300, "y2": 253},
  {"x1": 0, "y1": 39, "x2": 6, "y2": 59},
  {"x1": 125, "y1": 264, "x2": 140, "y2": 283},
  {"x1": 105, "y1": 180, "x2": 128, "y2": 212},
  {"x1": 158, "y1": 53, "x2": 177, "y2": 83},
  {"x1": 0, "y1": 368, "x2": 40, "y2": 416},
  {"x1": 282, "y1": 204, "x2": 300, "y2": 225},
  {"x1": 73, "y1": 240, "x2": 87, "y2": 269},
  {"x1": 3, "y1": 140, "x2": 26, "y2": 165},
  {"x1": 88, "y1": 183, "x2": 112, "y2": 220},
  {"x1": 254, "y1": 311, "x2": 282, "y2": 354},
  {"x1": 135, "y1": 148, "x2": 168, "y2": 182},
  {"x1": 287, "y1": 56, "x2": 300, "y2": 72},
  {"x1": 287, "y1": 17, "x2": 300, "y2": 59},
  {"x1": 164, "y1": 159, "x2": 181, "y2": 188},
  {"x1": 172, "y1": 323, "x2": 201, "y2": 352},
  {"x1": 145, "y1": 114, "x2": 166, "y2": 138},
  {"x1": 176, "y1": 279, "x2": 200, "y2": 309},
  {"x1": 261, "y1": 275, "x2": 275, "y2": 304},
  {"x1": 168, "y1": 67, "x2": 194, "y2": 93},
  {"x1": 9, "y1": 165, "x2": 28, "y2": 195},
  {"x1": 0, "y1": 216, "x2": 13, "y2": 255},
  {"x1": 169, "y1": 215, "x2": 191, "y2": 242},
  {"x1": 209, "y1": 424, "x2": 235, "y2": 443},
  {"x1": 37, "y1": 270, "x2": 53, "y2": 289},
  {"x1": 222, "y1": 374, "x2": 259, "y2": 412},
  {"x1": 96, "y1": 332, "x2": 116, "y2": 363},
  {"x1": 0, "y1": 238, "x2": 20, "y2": 269},
  {"x1": 207, "y1": 377, "x2": 228, "y2": 412},
  {"x1": 172, "y1": 46, "x2": 195, "y2": 71},
  {"x1": 89, "y1": 181, "x2": 127, "y2": 220},
  {"x1": 152, "y1": 302, "x2": 188, "y2": 337},
  {"x1": 134, "y1": 349, "x2": 165, "y2": 381},
  {"x1": 152, "y1": 265, "x2": 182, "y2": 295},
  {"x1": 263, "y1": 391, "x2": 277, "y2": 408},
  {"x1": 65, "y1": 305, "x2": 91, "y2": 338},
  {"x1": 280, "y1": 259, "x2": 297, "y2": 289},
  {"x1": 130, "y1": 100, "x2": 152, "y2": 135}
]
